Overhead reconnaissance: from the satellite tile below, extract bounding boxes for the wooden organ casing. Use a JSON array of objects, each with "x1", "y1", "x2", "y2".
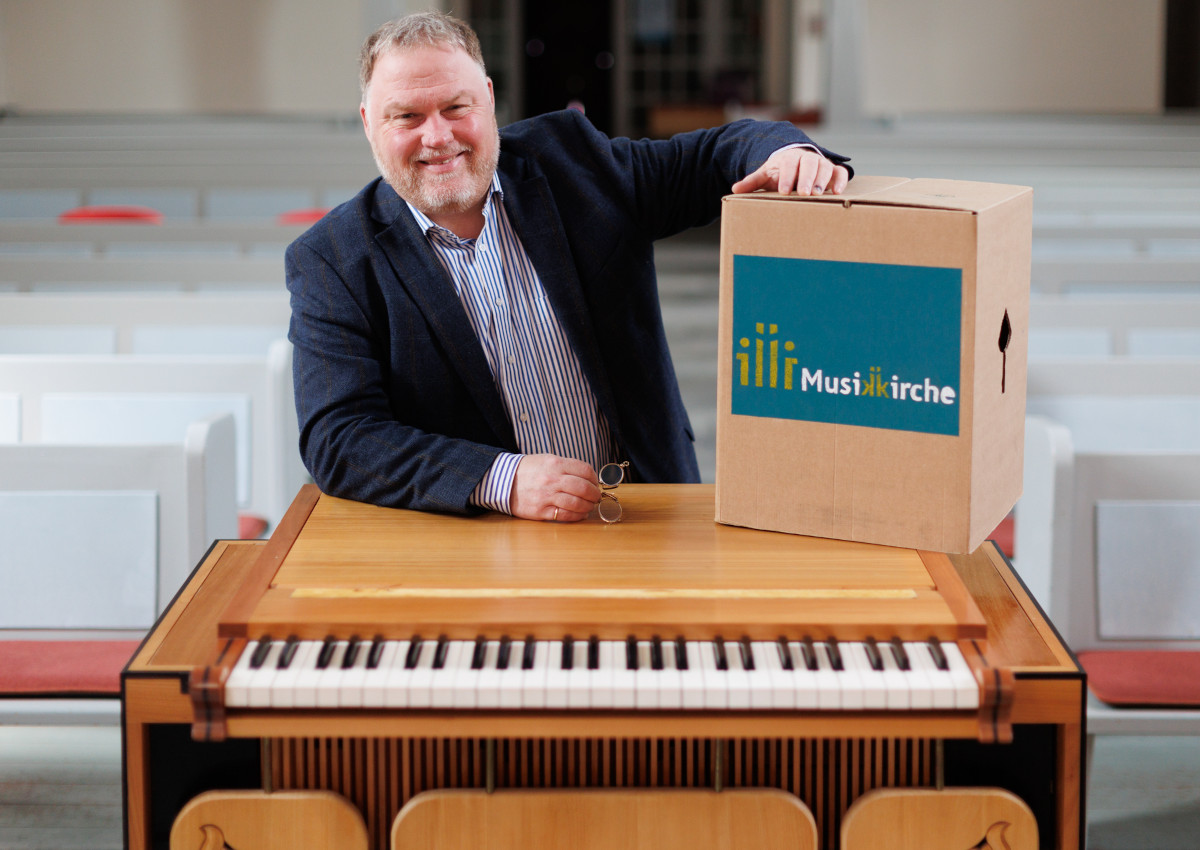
[{"x1": 123, "y1": 485, "x2": 1086, "y2": 850}]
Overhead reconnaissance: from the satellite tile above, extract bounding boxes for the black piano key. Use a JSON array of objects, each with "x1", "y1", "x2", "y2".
[
  {"x1": 587, "y1": 636, "x2": 600, "y2": 671},
  {"x1": 404, "y1": 636, "x2": 423, "y2": 669},
  {"x1": 826, "y1": 636, "x2": 844, "y2": 671},
  {"x1": 714, "y1": 636, "x2": 728, "y2": 671},
  {"x1": 249, "y1": 636, "x2": 273, "y2": 669},
  {"x1": 738, "y1": 637, "x2": 755, "y2": 671},
  {"x1": 471, "y1": 636, "x2": 487, "y2": 670},
  {"x1": 316, "y1": 636, "x2": 338, "y2": 669},
  {"x1": 675, "y1": 637, "x2": 689, "y2": 671},
  {"x1": 651, "y1": 636, "x2": 664, "y2": 671},
  {"x1": 561, "y1": 636, "x2": 575, "y2": 670},
  {"x1": 497, "y1": 636, "x2": 512, "y2": 670},
  {"x1": 800, "y1": 637, "x2": 818, "y2": 671},
  {"x1": 625, "y1": 635, "x2": 639, "y2": 670},
  {"x1": 366, "y1": 636, "x2": 385, "y2": 669},
  {"x1": 277, "y1": 636, "x2": 299, "y2": 669},
  {"x1": 927, "y1": 636, "x2": 949, "y2": 671},
  {"x1": 341, "y1": 635, "x2": 361, "y2": 669},
  {"x1": 521, "y1": 636, "x2": 537, "y2": 670},
  {"x1": 776, "y1": 637, "x2": 794, "y2": 671},
  {"x1": 889, "y1": 637, "x2": 911, "y2": 671},
  {"x1": 864, "y1": 637, "x2": 883, "y2": 671},
  {"x1": 432, "y1": 635, "x2": 449, "y2": 669}
]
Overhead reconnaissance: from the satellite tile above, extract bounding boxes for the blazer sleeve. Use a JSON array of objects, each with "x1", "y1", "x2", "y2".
[{"x1": 286, "y1": 233, "x2": 502, "y2": 514}]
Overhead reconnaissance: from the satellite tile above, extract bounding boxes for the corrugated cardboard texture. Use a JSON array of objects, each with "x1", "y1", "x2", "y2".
[{"x1": 715, "y1": 177, "x2": 1031, "y2": 553}]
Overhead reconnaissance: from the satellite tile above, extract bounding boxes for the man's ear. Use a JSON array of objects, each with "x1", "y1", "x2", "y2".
[
  {"x1": 487, "y1": 78, "x2": 495, "y2": 107},
  {"x1": 360, "y1": 103, "x2": 370, "y2": 135}
]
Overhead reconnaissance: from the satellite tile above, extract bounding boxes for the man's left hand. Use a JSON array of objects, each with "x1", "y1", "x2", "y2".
[{"x1": 732, "y1": 147, "x2": 849, "y2": 196}]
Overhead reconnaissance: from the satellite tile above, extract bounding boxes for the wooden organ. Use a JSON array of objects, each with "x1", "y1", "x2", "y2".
[{"x1": 123, "y1": 484, "x2": 1085, "y2": 850}]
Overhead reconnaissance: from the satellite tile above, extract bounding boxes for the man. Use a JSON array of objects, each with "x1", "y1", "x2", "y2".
[{"x1": 286, "y1": 12, "x2": 851, "y2": 523}]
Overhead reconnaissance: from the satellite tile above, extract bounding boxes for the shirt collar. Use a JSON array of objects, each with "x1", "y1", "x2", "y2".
[{"x1": 406, "y1": 173, "x2": 503, "y2": 245}]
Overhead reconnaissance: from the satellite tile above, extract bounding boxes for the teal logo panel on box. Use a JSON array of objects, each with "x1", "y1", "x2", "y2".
[{"x1": 731, "y1": 255, "x2": 962, "y2": 436}]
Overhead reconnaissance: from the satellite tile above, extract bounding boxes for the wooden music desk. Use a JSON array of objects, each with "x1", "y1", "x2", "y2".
[{"x1": 122, "y1": 485, "x2": 1084, "y2": 850}]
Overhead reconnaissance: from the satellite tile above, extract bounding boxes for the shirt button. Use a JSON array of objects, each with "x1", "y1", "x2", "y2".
[
  {"x1": 519, "y1": 412, "x2": 530, "y2": 423},
  {"x1": 507, "y1": 355, "x2": 516, "y2": 364}
]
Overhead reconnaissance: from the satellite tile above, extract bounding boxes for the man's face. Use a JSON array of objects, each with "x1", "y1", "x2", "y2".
[{"x1": 361, "y1": 44, "x2": 499, "y2": 224}]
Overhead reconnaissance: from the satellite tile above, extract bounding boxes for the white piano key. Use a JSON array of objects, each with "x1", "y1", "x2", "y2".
[
  {"x1": 246, "y1": 641, "x2": 285, "y2": 708},
  {"x1": 634, "y1": 641, "x2": 660, "y2": 709},
  {"x1": 314, "y1": 641, "x2": 350, "y2": 708},
  {"x1": 406, "y1": 639, "x2": 439, "y2": 708},
  {"x1": 908, "y1": 641, "x2": 955, "y2": 710},
  {"x1": 830, "y1": 641, "x2": 866, "y2": 710},
  {"x1": 521, "y1": 640, "x2": 550, "y2": 709},
  {"x1": 496, "y1": 640, "x2": 526, "y2": 709},
  {"x1": 361, "y1": 640, "x2": 403, "y2": 707},
  {"x1": 879, "y1": 642, "x2": 911, "y2": 710},
  {"x1": 843, "y1": 642, "x2": 886, "y2": 709},
  {"x1": 289, "y1": 640, "x2": 331, "y2": 708},
  {"x1": 590, "y1": 641, "x2": 617, "y2": 709},
  {"x1": 943, "y1": 642, "x2": 980, "y2": 709},
  {"x1": 758, "y1": 641, "x2": 795, "y2": 710},
  {"x1": 610, "y1": 640, "x2": 637, "y2": 709},
  {"x1": 382, "y1": 640, "x2": 419, "y2": 708},
  {"x1": 543, "y1": 640, "x2": 569, "y2": 709},
  {"x1": 270, "y1": 640, "x2": 319, "y2": 708},
  {"x1": 900, "y1": 641, "x2": 935, "y2": 710},
  {"x1": 336, "y1": 640, "x2": 371, "y2": 708},
  {"x1": 698, "y1": 641, "x2": 728, "y2": 709},
  {"x1": 743, "y1": 642, "x2": 775, "y2": 709},
  {"x1": 438, "y1": 641, "x2": 474, "y2": 709},
  {"x1": 657, "y1": 640, "x2": 684, "y2": 709},
  {"x1": 476, "y1": 640, "x2": 504, "y2": 709},
  {"x1": 812, "y1": 642, "x2": 841, "y2": 710},
  {"x1": 224, "y1": 639, "x2": 261, "y2": 708},
  {"x1": 566, "y1": 640, "x2": 591, "y2": 709},
  {"x1": 785, "y1": 641, "x2": 821, "y2": 709},
  {"x1": 677, "y1": 640, "x2": 706, "y2": 709}
]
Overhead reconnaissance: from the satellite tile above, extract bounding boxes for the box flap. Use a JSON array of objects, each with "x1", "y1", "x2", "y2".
[{"x1": 731, "y1": 176, "x2": 1032, "y2": 214}]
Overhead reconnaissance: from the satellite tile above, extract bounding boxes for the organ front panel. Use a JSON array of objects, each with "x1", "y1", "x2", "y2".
[{"x1": 124, "y1": 485, "x2": 1085, "y2": 850}]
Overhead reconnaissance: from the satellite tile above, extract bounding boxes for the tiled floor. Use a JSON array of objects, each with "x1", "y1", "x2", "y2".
[{"x1": 1, "y1": 726, "x2": 1198, "y2": 849}]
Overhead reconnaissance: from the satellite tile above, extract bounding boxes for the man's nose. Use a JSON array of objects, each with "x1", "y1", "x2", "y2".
[{"x1": 422, "y1": 114, "x2": 454, "y2": 149}]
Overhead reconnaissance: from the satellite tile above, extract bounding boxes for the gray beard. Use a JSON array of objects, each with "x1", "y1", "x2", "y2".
[{"x1": 374, "y1": 129, "x2": 500, "y2": 220}]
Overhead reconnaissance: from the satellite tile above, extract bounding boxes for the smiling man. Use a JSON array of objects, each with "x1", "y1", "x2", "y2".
[{"x1": 286, "y1": 11, "x2": 851, "y2": 522}]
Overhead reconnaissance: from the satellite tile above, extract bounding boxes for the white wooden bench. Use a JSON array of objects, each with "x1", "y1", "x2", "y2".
[
  {"x1": 0, "y1": 342, "x2": 306, "y2": 529},
  {"x1": 0, "y1": 291, "x2": 291, "y2": 355},
  {"x1": 1029, "y1": 296, "x2": 1200, "y2": 358},
  {"x1": 1030, "y1": 257, "x2": 1200, "y2": 297},
  {"x1": 0, "y1": 413, "x2": 236, "y2": 725},
  {"x1": 0, "y1": 254, "x2": 285, "y2": 292}
]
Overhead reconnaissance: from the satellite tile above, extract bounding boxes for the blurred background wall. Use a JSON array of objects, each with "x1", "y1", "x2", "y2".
[{"x1": 0, "y1": 0, "x2": 1192, "y2": 135}]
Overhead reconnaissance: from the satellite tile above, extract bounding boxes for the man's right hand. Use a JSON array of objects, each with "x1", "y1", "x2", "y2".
[{"x1": 509, "y1": 454, "x2": 601, "y2": 522}]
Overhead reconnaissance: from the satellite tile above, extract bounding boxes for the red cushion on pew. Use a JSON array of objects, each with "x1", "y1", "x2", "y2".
[
  {"x1": 0, "y1": 640, "x2": 140, "y2": 696},
  {"x1": 238, "y1": 512, "x2": 269, "y2": 539},
  {"x1": 276, "y1": 207, "x2": 330, "y2": 226},
  {"x1": 58, "y1": 205, "x2": 164, "y2": 224},
  {"x1": 988, "y1": 511, "x2": 1014, "y2": 558},
  {"x1": 1079, "y1": 650, "x2": 1200, "y2": 707}
]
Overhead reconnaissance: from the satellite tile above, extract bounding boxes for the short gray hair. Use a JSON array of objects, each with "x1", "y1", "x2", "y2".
[{"x1": 359, "y1": 11, "x2": 486, "y2": 97}]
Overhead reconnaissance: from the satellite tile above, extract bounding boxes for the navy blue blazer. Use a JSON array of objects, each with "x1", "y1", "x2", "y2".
[{"x1": 286, "y1": 110, "x2": 849, "y2": 513}]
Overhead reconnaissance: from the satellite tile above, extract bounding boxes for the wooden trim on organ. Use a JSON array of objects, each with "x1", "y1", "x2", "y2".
[{"x1": 188, "y1": 485, "x2": 1014, "y2": 743}]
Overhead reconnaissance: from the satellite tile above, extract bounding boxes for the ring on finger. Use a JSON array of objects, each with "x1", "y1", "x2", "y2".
[{"x1": 553, "y1": 507, "x2": 559, "y2": 521}]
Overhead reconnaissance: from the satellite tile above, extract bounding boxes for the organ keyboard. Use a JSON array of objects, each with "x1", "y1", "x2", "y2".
[{"x1": 222, "y1": 635, "x2": 980, "y2": 711}]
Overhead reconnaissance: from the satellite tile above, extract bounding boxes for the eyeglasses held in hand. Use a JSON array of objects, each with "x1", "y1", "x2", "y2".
[{"x1": 597, "y1": 461, "x2": 629, "y2": 523}]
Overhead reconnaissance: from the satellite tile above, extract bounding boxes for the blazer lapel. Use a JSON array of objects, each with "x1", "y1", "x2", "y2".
[
  {"x1": 371, "y1": 187, "x2": 517, "y2": 451},
  {"x1": 499, "y1": 169, "x2": 622, "y2": 440}
]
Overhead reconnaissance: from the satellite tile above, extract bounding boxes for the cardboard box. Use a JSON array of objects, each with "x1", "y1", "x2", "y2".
[{"x1": 715, "y1": 176, "x2": 1031, "y2": 553}]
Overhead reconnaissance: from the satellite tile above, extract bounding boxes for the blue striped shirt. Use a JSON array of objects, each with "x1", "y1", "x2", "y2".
[{"x1": 407, "y1": 175, "x2": 615, "y2": 513}]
